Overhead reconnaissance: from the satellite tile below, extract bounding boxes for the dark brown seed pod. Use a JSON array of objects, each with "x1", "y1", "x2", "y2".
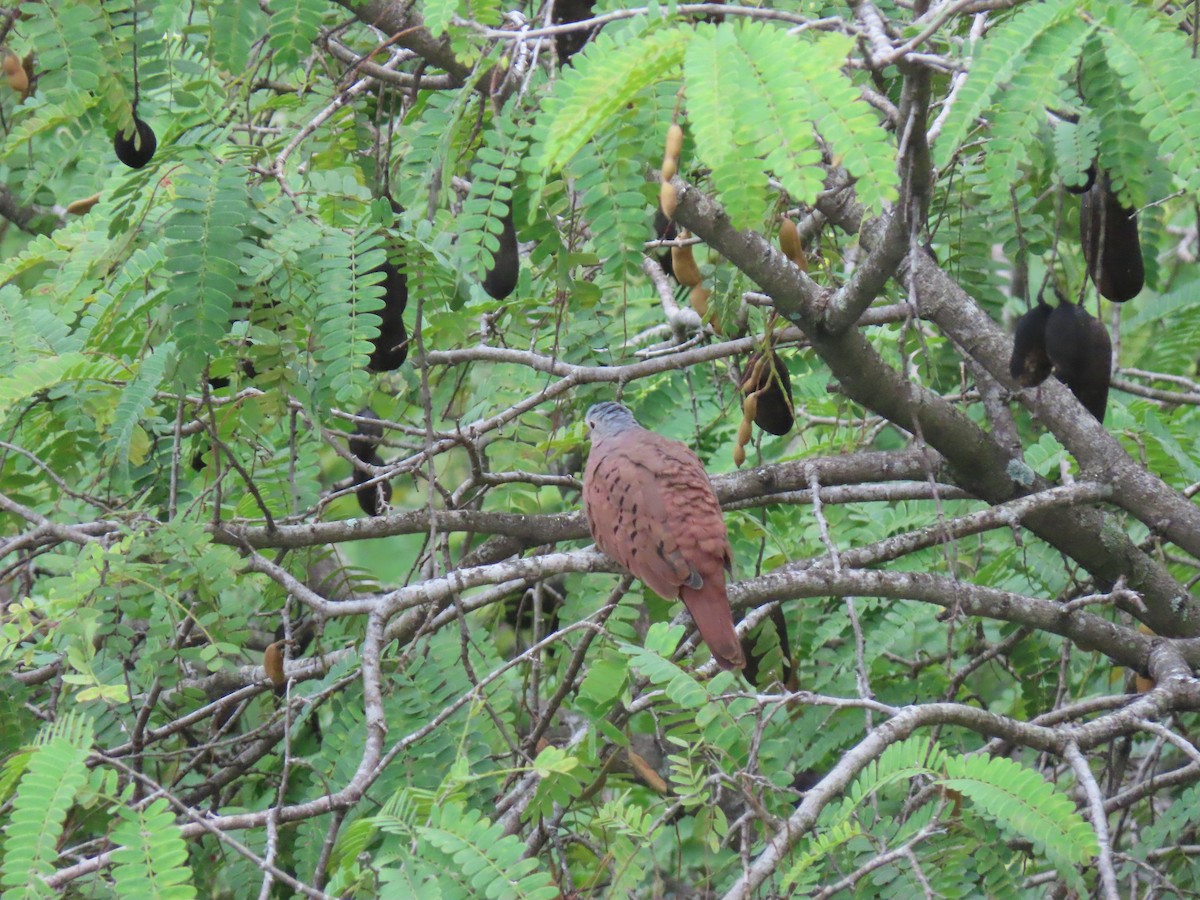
[
  {"x1": 481, "y1": 208, "x2": 519, "y2": 300},
  {"x1": 552, "y1": 0, "x2": 597, "y2": 63},
  {"x1": 353, "y1": 453, "x2": 393, "y2": 516},
  {"x1": 1009, "y1": 302, "x2": 1053, "y2": 387},
  {"x1": 1063, "y1": 162, "x2": 1096, "y2": 195},
  {"x1": 1080, "y1": 170, "x2": 1144, "y2": 303},
  {"x1": 114, "y1": 111, "x2": 157, "y2": 169},
  {"x1": 1044, "y1": 301, "x2": 1112, "y2": 422},
  {"x1": 367, "y1": 259, "x2": 409, "y2": 372},
  {"x1": 348, "y1": 406, "x2": 385, "y2": 461},
  {"x1": 653, "y1": 205, "x2": 677, "y2": 278},
  {"x1": 741, "y1": 351, "x2": 794, "y2": 436}
]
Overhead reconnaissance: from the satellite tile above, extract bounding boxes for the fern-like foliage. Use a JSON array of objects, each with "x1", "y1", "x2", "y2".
[
  {"x1": 266, "y1": 0, "x2": 325, "y2": 70},
  {"x1": 106, "y1": 342, "x2": 174, "y2": 474},
  {"x1": 313, "y1": 226, "x2": 386, "y2": 406},
  {"x1": 459, "y1": 100, "x2": 529, "y2": 285},
  {"x1": 1095, "y1": 3, "x2": 1200, "y2": 195},
  {"x1": 0, "y1": 713, "x2": 94, "y2": 898},
  {"x1": 534, "y1": 25, "x2": 688, "y2": 179},
  {"x1": 163, "y1": 164, "x2": 252, "y2": 383},
  {"x1": 934, "y1": 0, "x2": 1076, "y2": 169},
  {"x1": 209, "y1": 0, "x2": 263, "y2": 74},
  {"x1": 939, "y1": 753, "x2": 1097, "y2": 875},
  {"x1": 110, "y1": 797, "x2": 196, "y2": 900},
  {"x1": 412, "y1": 802, "x2": 559, "y2": 900}
]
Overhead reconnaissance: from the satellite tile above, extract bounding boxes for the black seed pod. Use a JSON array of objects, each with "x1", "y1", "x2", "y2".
[
  {"x1": 367, "y1": 259, "x2": 409, "y2": 372},
  {"x1": 1009, "y1": 302, "x2": 1053, "y2": 387},
  {"x1": 1080, "y1": 170, "x2": 1144, "y2": 303},
  {"x1": 353, "y1": 455, "x2": 393, "y2": 516},
  {"x1": 481, "y1": 208, "x2": 519, "y2": 300},
  {"x1": 742, "y1": 351, "x2": 795, "y2": 436},
  {"x1": 1044, "y1": 302, "x2": 1112, "y2": 422},
  {"x1": 114, "y1": 113, "x2": 157, "y2": 169}
]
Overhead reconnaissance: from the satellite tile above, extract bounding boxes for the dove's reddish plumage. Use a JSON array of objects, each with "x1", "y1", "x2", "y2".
[{"x1": 583, "y1": 402, "x2": 745, "y2": 669}]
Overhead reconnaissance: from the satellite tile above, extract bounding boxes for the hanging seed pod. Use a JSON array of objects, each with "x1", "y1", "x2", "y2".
[
  {"x1": 778, "y1": 217, "x2": 805, "y2": 269},
  {"x1": 689, "y1": 286, "x2": 710, "y2": 321},
  {"x1": 659, "y1": 181, "x2": 678, "y2": 220},
  {"x1": 481, "y1": 207, "x2": 520, "y2": 300},
  {"x1": 1080, "y1": 170, "x2": 1143, "y2": 303},
  {"x1": 671, "y1": 236, "x2": 702, "y2": 288},
  {"x1": 1044, "y1": 301, "x2": 1112, "y2": 422},
  {"x1": 664, "y1": 124, "x2": 683, "y2": 161},
  {"x1": 66, "y1": 193, "x2": 101, "y2": 216},
  {"x1": 732, "y1": 443, "x2": 746, "y2": 467},
  {"x1": 367, "y1": 259, "x2": 409, "y2": 372},
  {"x1": 263, "y1": 641, "x2": 286, "y2": 692},
  {"x1": 661, "y1": 156, "x2": 677, "y2": 182},
  {"x1": 1008, "y1": 302, "x2": 1053, "y2": 387},
  {"x1": 114, "y1": 109, "x2": 157, "y2": 169},
  {"x1": 353, "y1": 456, "x2": 393, "y2": 516},
  {"x1": 3, "y1": 53, "x2": 27, "y2": 95},
  {"x1": 741, "y1": 351, "x2": 795, "y2": 435}
]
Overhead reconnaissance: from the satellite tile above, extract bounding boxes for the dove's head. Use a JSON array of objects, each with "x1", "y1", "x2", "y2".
[{"x1": 585, "y1": 402, "x2": 639, "y2": 439}]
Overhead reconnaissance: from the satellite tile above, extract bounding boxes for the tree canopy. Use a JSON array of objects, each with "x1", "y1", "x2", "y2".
[{"x1": 4, "y1": 0, "x2": 1200, "y2": 896}]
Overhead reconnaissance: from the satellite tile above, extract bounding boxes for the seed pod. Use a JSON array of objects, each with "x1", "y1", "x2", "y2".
[
  {"x1": 659, "y1": 181, "x2": 677, "y2": 220},
  {"x1": 661, "y1": 157, "x2": 677, "y2": 182},
  {"x1": 664, "y1": 124, "x2": 684, "y2": 161},
  {"x1": 113, "y1": 109, "x2": 157, "y2": 169},
  {"x1": 1044, "y1": 301, "x2": 1112, "y2": 422},
  {"x1": 66, "y1": 193, "x2": 101, "y2": 216},
  {"x1": 263, "y1": 641, "x2": 286, "y2": 692},
  {"x1": 1008, "y1": 302, "x2": 1053, "y2": 387},
  {"x1": 354, "y1": 454, "x2": 393, "y2": 516},
  {"x1": 1080, "y1": 170, "x2": 1143, "y2": 303},
  {"x1": 737, "y1": 417, "x2": 753, "y2": 446},
  {"x1": 3, "y1": 53, "x2": 27, "y2": 94},
  {"x1": 367, "y1": 259, "x2": 409, "y2": 372},
  {"x1": 653, "y1": 206, "x2": 677, "y2": 278},
  {"x1": 1063, "y1": 162, "x2": 1096, "y2": 195},
  {"x1": 482, "y1": 207, "x2": 520, "y2": 300},
  {"x1": 348, "y1": 406, "x2": 385, "y2": 461},
  {"x1": 732, "y1": 443, "x2": 746, "y2": 468},
  {"x1": 741, "y1": 351, "x2": 794, "y2": 435},
  {"x1": 778, "y1": 218, "x2": 803, "y2": 266},
  {"x1": 671, "y1": 238, "x2": 702, "y2": 288},
  {"x1": 688, "y1": 286, "x2": 710, "y2": 318},
  {"x1": 742, "y1": 392, "x2": 758, "y2": 421}
]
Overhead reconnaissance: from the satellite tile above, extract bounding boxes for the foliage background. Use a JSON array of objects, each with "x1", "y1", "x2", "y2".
[{"x1": 2, "y1": 0, "x2": 1200, "y2": 896}]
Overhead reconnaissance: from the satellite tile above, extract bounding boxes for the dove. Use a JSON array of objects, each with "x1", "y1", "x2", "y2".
[{"x1": 582, "y1": 401, "x2": 745, "y2": 669}]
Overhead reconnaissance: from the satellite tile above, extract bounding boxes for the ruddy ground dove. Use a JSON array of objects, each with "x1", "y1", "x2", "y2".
[{"x1": 582, "y1": 401, "x2": 745, "y2": 669}]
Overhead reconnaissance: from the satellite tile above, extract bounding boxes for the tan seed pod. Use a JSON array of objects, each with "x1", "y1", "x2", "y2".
[
  {"x1": 689, "y1": 285, "x2": 710, "y2": 317},
  {"x1": 659, "y1": 181, "x2": 677, "y2": 220},
  {"x1": 3, "y1": 53, "x2": 27, "y2": 94},
  {"x1": 664, "y1": 123, "x2": 683, "y2": 161},
  {"x1": 66, "y1": 193, "x2": 100, "y2": 216},
  {"x1": 737, "y1": 417, "x2": 753, "y2": 447},
  {"x1": 661, "y1": 156, "x2": 677, "y2": 182},
  {"x1": 732, "y1": 443, "x2": 746, "y2": 468},
  {"x1": 672, "y1": 241, "x2": 702, "y2": 288},
  {"x1": 742, "y1": 392, "x2": 758, "y2": 421},
  {"x1": 779, "y1": 217, "x2": 802, "y2": 264},
  {"x1": 263, "y1": 641, "x2": 286, "y2": 690}
]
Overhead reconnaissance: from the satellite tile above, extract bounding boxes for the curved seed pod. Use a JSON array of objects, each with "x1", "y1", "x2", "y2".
[
  {"x1": 353, "y1": 453, "x2": 393, "y2": 516},
  {"x1": 3, "y1": 53, "x2": 27, "y2": 94},
  {"x1": 1063, "y1": 163, "x2": 1096, "y2": 195},
  {"x1": 660, "y1": 157, "x2": 677, "y2": 182},
  {"x1": 778, "y1": 218, "x2": 803, "y2": 267},
  {"x1": 664, "y1": 124, "x2": 684, "y2": 161},
  {"x1": 659, "y1": 181, "x2": 678, "y2": 220},
  {"x1": 688, "y1": 286, "x2": 710, "y2": 319},
  {"x1": 348, "y1": 406, "x2": 385, "y2": 461},
  {"x1": 263, "y1": 641, "x2": 286, "y2": 692},
  {"x1": 741, "y1": 351, "x2": 794, "y2": 435},
  {"x1": 367, "y1": 259, "x2": 409, "y2": 372},
  {"x1": 1044, "y1": 301, "x2": 1112, "y2": 422},
  {"x1": 737, "y1": 417, "x2": 752, "y2": 446},
  {"x1": 1009, "y1": 302, "x2": 1053, "y2": 387},
  {"x1": 1080, "y1": 170, "x2": 1144, "y2": 303},
  {"x1": 66, "y1": 193, "x2": 101, "y2": 216},
  {"x1": 671, "y1": 239, "x2": 703, "y2": 288},
  {"x1": 732, "y1": 443, "x2": 746, "y2": 467},
  {"x1": 482, "y1": 207, "x2": 520, "y2": 300},
  {"x1": 114, "y1": 111, "x2": 157, "y2": 169},
  {"x1": 653, "y1": 206, "x2": 677, "y2": 278}
]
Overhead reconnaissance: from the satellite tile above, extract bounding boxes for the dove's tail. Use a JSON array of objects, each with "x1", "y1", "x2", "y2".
[{"x1": 680, "y1": 574, "x2": 745, "y2": 670}]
